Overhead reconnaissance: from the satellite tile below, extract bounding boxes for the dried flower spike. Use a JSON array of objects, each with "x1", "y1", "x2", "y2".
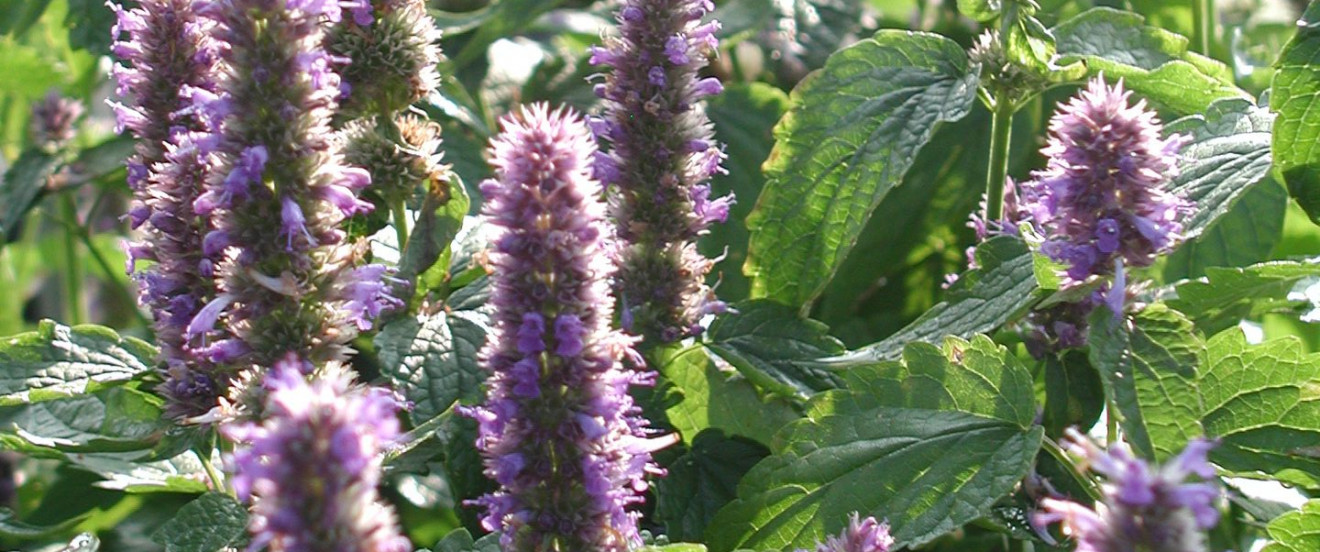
[
  {"x1": 466, "y1": 103, "x2": 672, "y2": 551},
  {"x1": 1033, "y1": 429, "x2": 1220, "y2": 552},
  {"x1": 590, "y1": 0, "x2": 731, "y2": 343},
  {"x1": 222, "y1": 358, "x2": 409, "y2": 552},
  {"x1": 326, "y1": 0, "x2": 442, "y2": 118}
]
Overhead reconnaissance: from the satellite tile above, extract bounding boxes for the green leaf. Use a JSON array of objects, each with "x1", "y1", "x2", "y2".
[
  {"x1": 1164, "y1": 97, "x2": 1276, "y2": 238},
  {"x1": 433, "y1": 528, "x2": 500, "y2": 552},
  {"x1": 1200, "y1": 331, "x2": 1320, "y2": 487},
  {"x1": 637, "y1": 545, "x2": 708, "y2": 552},
  {"x1": 658, "y1": 345, "x2": 801, "y2": 447},
  {"x1": 702, "y1": 83, "x2": 791, "y2": 302},
  {"x1": 399, "y1": 177, "x2": 470, "y2": 285},
  {"x1": 1086, "y1": 304, "x2": 1204, "y2": 461},
  {"x1": 830, "y1": 236, "x2": 1038, "y2": 364},
  {"x1": 150, "y1": 493, "x2": 247, "y2": 552},
  {"x1": 957, "y1": 0, "x2": 1002, "y2": 22},
  {"x1": 1053, "y1": 8, "x2": 1246, "y2": 114},
  {"x1": 1263, "y1": 500, "x2": 1320, "y2": 552},
  {"x1": 706, "y1": 336, "x2": 1042, "y2": 551},
  {"x1": 705, "y1": 301, "x2": 846, "y2": 400},
  {"x1": 1169, "y1": 259, "x2": 1320, "y2": 332},
  {"x1": 375, "y1": 310, "x2": 486, "y2": 425},
  {"x1": 1164, "y1": 177, "x2": 1287, "y2": 282},
  {"x1": 1271, "y1": 1, "x2": 1320, "y2": 224},
  {"x1": 65, "y1": 0, "x2": 116, "y2": 54},
  {"x1": 0, "y1": 149, "x2": 58, "y2": 243},
  {"x1": 655, "y1": 430, "x2": 769, "y2": 542},
  {"x1": 0, "y1": 386, "x2": 166, "y2": 454},
  {"x1": 450, "y1": 0, "x2": 567, "y2": 68},
  {"x1": 1042, "y1": 350, "x2": 1104, "y2": 438},
  {"x1": 69, "y1": 452, "x2": 210, "y2": 493},
  {"x1": 0, "y1": 320, "x2": 157, "y2": 405},
  {"x1": 743, "y1": 30, "x2": 979, "y2": 308},
  {"x1": 0, "y1": 508, "x2": 87, "y2": 540}
]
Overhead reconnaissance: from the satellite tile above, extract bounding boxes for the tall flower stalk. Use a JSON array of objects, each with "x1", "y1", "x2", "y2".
[
  {"x1": 466, "y1": 104, "x2": 671, "y2": 551},
  {"x1": 188, "y1": 0, "x2": 399, "y2": 375},
  {"x1": 590, "y1": 0, "x2": 731, "y2": 344},
  {"x1": 110, "y1": 0, "x2": 228, "y2": 418}
]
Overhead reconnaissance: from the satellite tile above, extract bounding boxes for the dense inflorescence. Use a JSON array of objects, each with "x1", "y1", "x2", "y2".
[
  {"x1": 466, "y1": 104, "x2": 670, "y2": 551},
  {"x1": 796, "y1": 513, "x2": 894, "y2": 552},
  {"x1": 30, "y1": 90, "x2": 84, "y2": 151},
  {"x1": 340, "y1": 114, "x2": 447, "y2": 206},
  {"x1": 109, "y1": 0, "x2": 228, "y2": 418},
  {"x1": 324, "y1": 0, "x2": 441, "y2": 119},
  {"x1": 222, "y1": 359, "x2": 410, "y2": 552},
  {"x1": 589, "y1": 0, "x2": 731, "y2": 344},
  {"x1": 187, "y1": 0, "x2": 399, "y2": 376},
  {"x1": 1034, "y1": 430, "x2": 1220, "y2": 552}
]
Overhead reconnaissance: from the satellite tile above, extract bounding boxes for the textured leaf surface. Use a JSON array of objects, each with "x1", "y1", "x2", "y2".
[
  {"x1": 743, "y1": 30, "x2": 978, "y2": 307},
  {"x1": 0, "y1": 386, "x2": 165, "y2": 454},
  {"x1": 1164, "y1": 177, "x2": 1287, "y2": 282},
  {"x1": 659, "y1": 345, "x2": 801, "y2": 447},
  {"x1": 1169, "y1": 259, "x2": 1320, "y2": 331},
  {"x1": 0, "y1": 321, "x2": 156, "y2": 405},
  {"x1": 1263, "y1": 500, "x2": 1320, "y2": 552},
  {"x1": 656, "y1": 430, "x2": 769, "y2": 542},
  {"x1": 1164, "y1": 97, "x2": 1275, "y2": 237},
  {"x1": 375, "y1": 311, "x2": 487, "y2": 425},
  {"x1": 1053, "y1": 8, "x2": 1246, "y2": 115},
  {"x1": 707, "y1": 336, "x2": 1042, "y2": 551},
  {"x1": 150, "y1": 493, "x2": 248, "y2": 552},
  {"x1": 1087, "y1": 305, "x2": 1204, "y2": 461},
  {"x1": 433, "y1": 529, "x2": 500, "y2": 552},
  {"x1": 706, "y1": 301, "x2": 845, "y2": 399},
  {"x1": 1271, "y1": 2, "x2": 1320, "y2": 224}
]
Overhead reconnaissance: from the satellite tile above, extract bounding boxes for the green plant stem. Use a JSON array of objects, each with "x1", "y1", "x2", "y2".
[
  {"x1": 1107, "y1": 399, "x2": 1119, "y2": 447},
  {"x1": 984, "y1": 97, "x2": 1015, "y2": 223},
  {"x1": 60, "y1": 194, "x2": 83, "y2": 325},
  {"x1": 196, "y1": 436, "x2": 230, "y2": 496},
  {"x1": 1042, "y1": 436, "x2": 1103, "y2": 502},
  {"x1": 1193, "y1": 0, "x2": 1214, "y2": 55},
  {"x1": 393, "y1": 199, "x2": 411, "y2": 254}
]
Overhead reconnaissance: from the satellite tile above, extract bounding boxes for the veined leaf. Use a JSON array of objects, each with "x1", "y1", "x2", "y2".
[
  {"x1": 1263, "y1": 500, "x2": 1320, "y2": 552},
  {"x1": 706, "y1": 301, "x2": 845, "y2": 400},
  {"x1": 1169, "y1": 258, "x2": 1320, "y2": 332},
  {"x1": 658, "y1": 345, "x2": 801, "y2": 447},
  {"x1": 1271, "y1": 1, "x2": 1320, "y2": 224},
  {"x1": 150, "y1": 493, "x2": 248, "y2": 552},
  {"x1": 375, "y1": 310, "x2": 487, "y2": 425},
  {"x1": 0, "y1": 320, "x2": 157, "y2": 405},
  {"x1": 655, "y1": 430, "x2": 769, "y2": 542}
]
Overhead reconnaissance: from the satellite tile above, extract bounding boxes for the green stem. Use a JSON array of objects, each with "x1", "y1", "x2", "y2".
[
  {"x1": 1107, "y1": 400, "x2": 1119, "y2": 447},
  {"x1": 1193, "y1": 0, "x2": 1214, "y2": 56},
  {"x1": 984, "y1": 96, "x2": 1015, "y2": 223},
  {"x1": 60, "y1": 194, "x2": 83, "y2": 325},
  {"x1": 392, "y1": 199, "x2": 410, "y2": 254},
  {"x1": 1042, "y1": 436, "x2": 1103, "y2": 502},
  {"x1": 195, "y1": 436, "x2": 229, "y2": 495}
]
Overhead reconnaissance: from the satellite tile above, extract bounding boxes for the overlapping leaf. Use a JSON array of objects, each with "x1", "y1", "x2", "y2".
[
  {"x1": 1271, "y1": 1, "x2": 1320, "y2": 224},
  {"x1": 0, "y1": 321, "x2": 155, "y2": 405}
]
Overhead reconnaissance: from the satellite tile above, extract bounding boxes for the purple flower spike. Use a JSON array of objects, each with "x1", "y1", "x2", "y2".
[
  {"x1": 464, "y1": 104, "x2": 674, "y2": 551},
  {"x1": 222, "y1": 360, "x2": 410, "y2": 552},
  {"x1": 30, "y1": 90, "x2": 84, "y2": 150},
  {"x1": 110, "y1": 0, "x2": 232, "y2": 419},
  {"x1": 591, "y1": 0, "x2": 730, "y2": 343},
  {"x1": 196, "y1": 0, "x2": 399, "y2": 373},
  {"x1": 797, "y1": 513, "x2": 894, "y2": 552},
  {"x1": 1033, "y1": 429, "x2": 1221, "y2": 552}
]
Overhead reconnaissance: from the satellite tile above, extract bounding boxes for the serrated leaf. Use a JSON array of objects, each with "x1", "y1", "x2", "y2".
[
  {"x1": 1053, "y1": 8, "x2": 1246, "y2": 114},
  {"x1": 432, "y1": 528, "x2": 500, "y2": 552},
  {"x1": 1164, "y1": 177, "x2": 1287, "y2": 282},
  {"x1": 150, "y1": 493, "x2": 247, "y2": 552},
  {"x1": 1164, "y1": 97, "x2": 1275, "y2": 238},
  {"x1": 1271, "y1": 2, "x2": 1320, "y2": 225},
  {"x1": 1087, "y1": 304, "x2": 1204, "y2": 461},
  {"x1": 743, "y1": 30, "x2": 979, "y2": 308},
  {"x1": 0, "y1": 149, "x2": 58, "y2": 243},
  {"x1": 830, "y1": 236, "x2": 1038, "y2": 364},
  {"x1": 0, "y1": 321, "x2": 157, "y2": 405},
  {"x1": 0, "y1": 386, "x2": 166, "y2": 455},
  {"x1": 706, "y1": 336, "x2": 1042, "y2": 551},
  {"x1": 656, "y1": 430, "x2": 768, "y2": 542},
  {"x1": 375, "y1": 310, "x2": 487, "y2": 425},
  {"x1": 705, "y1": 301, "x2": 845, "y2": 400},
  {"x1": 1263, "y1": 500, "x2": 1320, "y2": 552},
  {"x1": 658, "y1": 345, "x2": 800, "y2": 447},
  {"x1": 1169, "y1": 259, "x2": 1320, "y2": 331}
]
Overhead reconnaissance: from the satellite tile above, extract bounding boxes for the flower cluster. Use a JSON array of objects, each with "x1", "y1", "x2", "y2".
[
  {"x1": 466, "y1": 104, "x2": 671, "y2": 551},
  {"x1": 222, "y1": 359, "x2": 409, "y2": 552},
  {"x1": 797, "y1": 513, "x2": 894, "y2": 552},
  {"x1": 1034, "y1": 430, "x2": 1220, "y2": 552},
  {"x1": 341, "y1": 114, "x2": 448, "y2": 206},
  {"x1": 1025, "y1": 78, "x2": 1188, "y2": 306},
  {"x1": 30, "y1": 90, "x2": 84, "y2": 151},
  {"x1": 589, "y1": 0, "x2": 731, "y2": 343},
  {"x1": 109, "y1": 0, "x2": 228, "y2": 418},
  {"x1": 325, "y1": 0, "x2": 441, "y2": 118},
  {"x1": 188, "y1": 0, "x2": 400, "y2": 374}
]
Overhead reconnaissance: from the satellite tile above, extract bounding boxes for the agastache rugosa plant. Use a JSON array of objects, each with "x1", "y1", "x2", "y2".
[
  {"x1": 30, "y1": 90, "x2": 84, "y2": 152},
  {"x1": 109, "y1": 0, "x2": 231, "y2": 418},
  {"x1": 466, "y1": 104, "x2": 673, "y2": 551},
  {"x1": 221, "y1": 358, "x2": 409, "y2": 552},
  {"x1": 186, "y1": 0, "x2": 400, "y2": 376},
  {"x1": 589, "y1": 0, "x2": 731, "y2": 344},
  {"x1": 325, "y1": 0, "x2": 441, "y2": 119},
  {"x1": 796, "y1": 513, "x2": 894, "y2": 552},
  {"x1": 1034, "y1": 430, "x2": 1220, "y2": 552}
]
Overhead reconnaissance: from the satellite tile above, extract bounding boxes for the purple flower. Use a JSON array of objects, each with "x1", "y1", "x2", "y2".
[
  {"x1": 590, "y1": 0, "x2": 731, "y2": 343},
  {"x1": 221, "y1": 359, "x2": 410, "y2": 552},
  {"x1": 195, "y1": 0, "x2": 399, "y2": 371},
  {"x1": 29, "y1": 90, "x2": 84, "y2": 150},
  {"x1": 325, "y1": 0, "x2": 441, "y2": 117},
  {"x1": 1033, "y1": 429, "x2": 1220, "y2": 552},
  {"x1": 110, "y1": 0, "x2": 230, "y2": 419},
  {"x1": 797, "y1": 513, "x2": 894, "y2": 552},
  {"x1": 464, "y1": 104, "x2": 675, "y2": 551}
]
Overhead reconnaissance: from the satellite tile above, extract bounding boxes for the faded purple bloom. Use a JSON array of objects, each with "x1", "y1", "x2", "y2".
[
  {"x1": 1033, "y1": 429, "x2": 1220, "y2": 552},
  {"x1": 222, "y1": 359, "x2": 409, "y2": 552},
  {"x1": 464, "y1": 104, "x2": 674, "y2": 551},
  {"x1": 325, "y1": 0, "x2": 441, "y2": 117},
  {"x1": 590, "y1": 0, "x2": 731, "y2": 343},
  {"x1": 196, "y1": 0, "x2": 399, "y2": 371},
  {"x1": 30, "y1": 90, "x2": 84, "y2": 150},
  {"x1": 110, "y1": 0, "x2": 229, "y2": 419},
  {"x1": 796, "y1": 513, "x2": 894, "y2": 552}
]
